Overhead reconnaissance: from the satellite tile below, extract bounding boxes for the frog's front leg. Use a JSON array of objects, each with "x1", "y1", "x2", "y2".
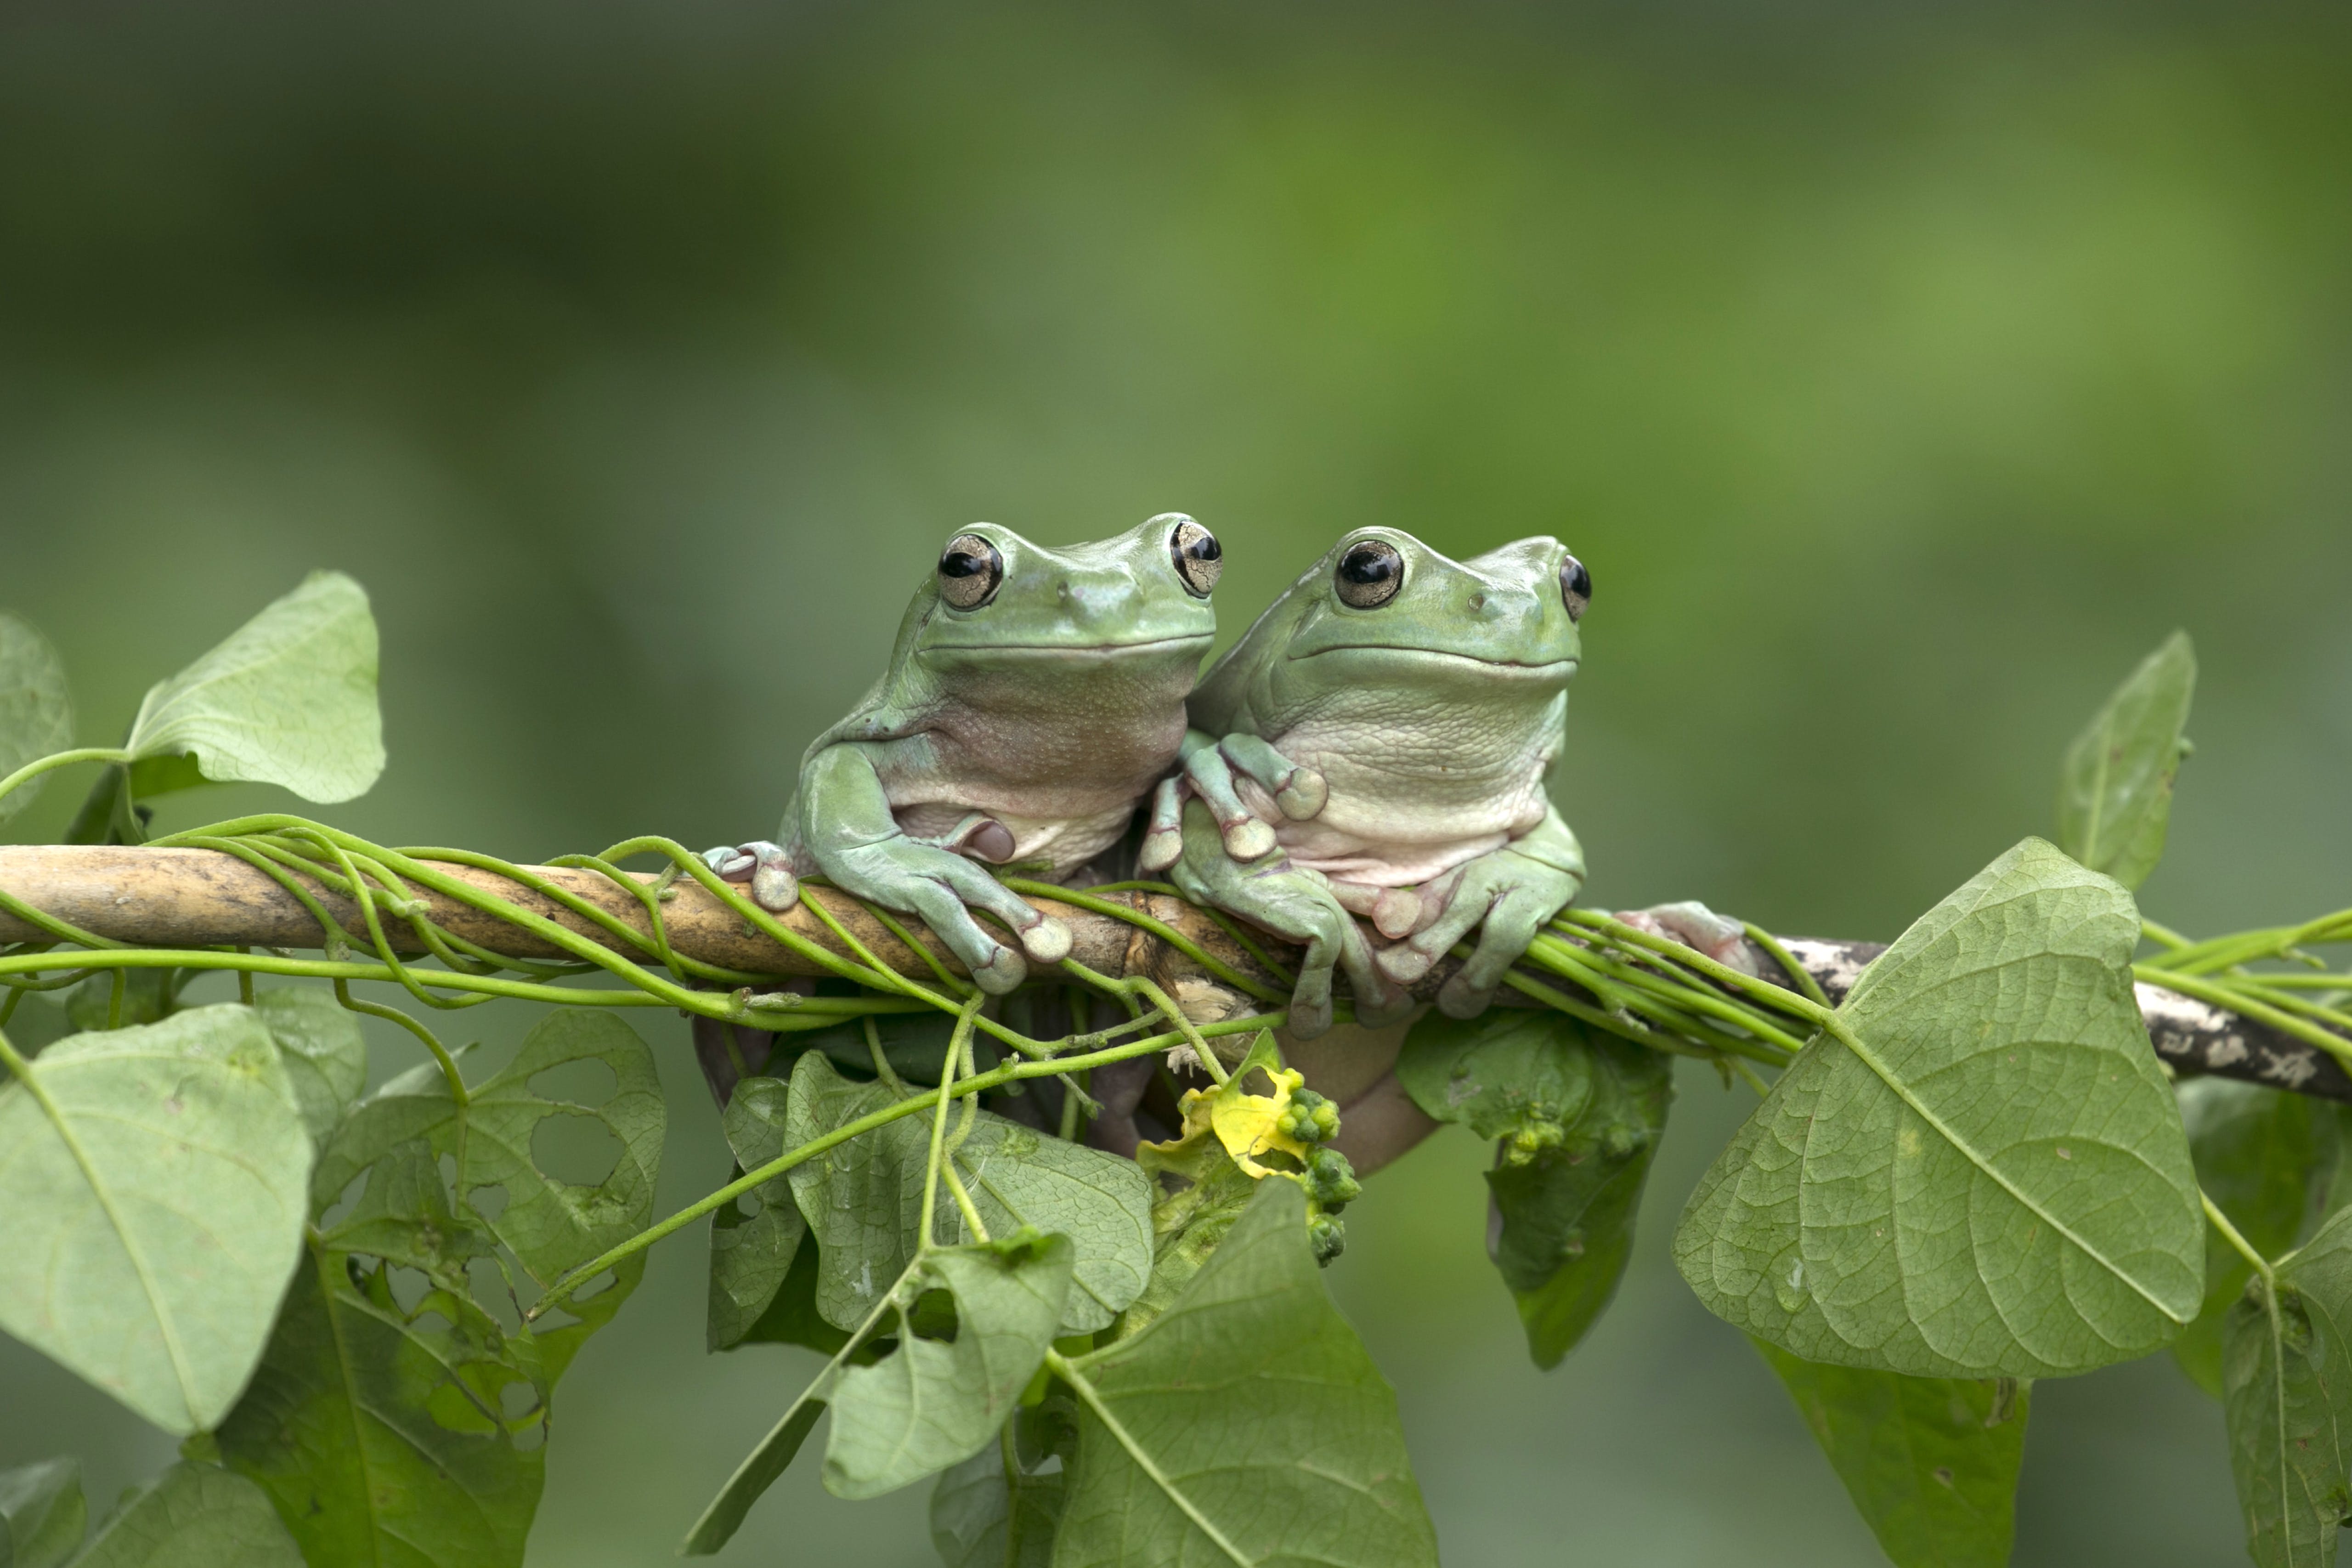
[
  {"x1": 1165, "y1": 797, "x2": 1407, "y2": 1038},
  {"x1": 1374, "y1": 807, "x2": 1586, "y2": 1017},
  {"x1": 797, "y1": 743, "x2": 1072, "y2": 994},
  {"x1": 1138, "y1": 729, "x2": 1328, "y2": 871}
]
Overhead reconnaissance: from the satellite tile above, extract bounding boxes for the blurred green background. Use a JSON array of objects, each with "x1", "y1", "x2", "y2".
[{"x1": 4, "y1": 1, "x2": 2349, "y2": 1562}]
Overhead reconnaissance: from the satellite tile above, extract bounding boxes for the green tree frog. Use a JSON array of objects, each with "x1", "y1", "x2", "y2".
[
  {"x1": 707, "y1": 514, "x2": 1225, "y2": 993},
  {"x1": 1144, "y1": 527, "x2": 1589, "y2": 1032}
]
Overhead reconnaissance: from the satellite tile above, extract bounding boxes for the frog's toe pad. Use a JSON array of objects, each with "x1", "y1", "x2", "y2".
[
  {"x1": 1223, "y1": 818, "x2": 1278, "y2": 862},
  {"x1": 1374, "y1": 944, "x2": 1435, "y2": 985},
  {"x1": 1137, "y1": 829, "x2": 1182, "y2": 873},
  {"x1": 1435, "y1": 975, "x2": 1498, "y2": 1019},
  {"x1": 971, "y1": 946, "x2": 1028, "y2": 994},
  {"x1": 1371, "y1": 887, "x2": 1421, "y2": 940},
  {"x1": 1020, "y1": 917, "x2": 1073, "y2": 965},
  {"x1": 1274, "y1": 767, "x2": 1328, "y2": 821},
  {"x1": 750, "y1": 862, "x2": 800, "y2": 912}
]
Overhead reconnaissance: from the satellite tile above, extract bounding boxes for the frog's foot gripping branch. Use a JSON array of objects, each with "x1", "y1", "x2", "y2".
[{"x1": 1, "y1": 843, "x2": 2345, "y2": 1176}]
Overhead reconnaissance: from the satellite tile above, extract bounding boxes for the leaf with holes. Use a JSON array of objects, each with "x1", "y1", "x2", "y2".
[
  {"x1": 783, "y1": 1054, "x2": 1153, "y2": 1335},
  {"x1": 0, "y1": 613, "x2": 72, "y2": 823},
  {"x1": 0, "y1": 1456, "x2": 87, "y2": 1568},
  {"x1": 1753, "y1": 1339, "x2": 2029, "y2": 1568},
  {"x1": 216, "y1": 1138, "x2": 546, "y2": 1568},
  {"x1": 312, "y1": 1008, "x2": 663, "y2": 1382},
  {"x1": 0, "y1": 1004, "x2": 311, "y2": 1433},
  {"x1": 1397, "y1": 1005, "x2": 1600, "y2": 1144},
  {"x1": 74, "y1": 1463, "x2": 303, "y2": 1568},
  {"x1": 710, "y1": 1076, "x2": 810, "y2": 1351},
  {"x1": 2176, "y1": 1078, "x2": 2337, "y2": 1397},
  {"x1": 1055, "y1": 1180, "x2": 1438, "y2": 1568},
  {"x1": 123, "y1": 570, "x2": 384, "y2": 804},
  {"x1": 827, "y1": 1231, "x2": 1074, "y2": 1500},
  {"x1": 2223, "y1": 1203, "x2": 2352, "y2": 1567},
  {"x1": 2055, "y1": 630, "x2": 2195, "y2": 890},
  {"x1": 251, "y1": 989, "x2": 368, "y2": 1150},
  {"x1": 1676, "y1": 838, "x2": 2202, "y2": 1378}
]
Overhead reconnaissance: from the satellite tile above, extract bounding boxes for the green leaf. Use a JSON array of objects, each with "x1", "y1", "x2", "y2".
[
  {"x1": 783, "y1": 1054, "x2": 1155, "y2": 1334},
  {"x1": 0, "y1": 1004, "x2": 311, "y2": 1433},
  {"x1": 0, "y1": 997, "x2": 74, "y2": 1060},
  {"x1": 65, "y1": 972, "x2": 175, "y2": 1033},
  {"x1": 681, "y1": 1398, "x2": 828, "y2": 1557},
  {"x1": 124, "y1": 570, "x2": 385, "y2": 805},
  {"x1": 1396, "y1": 1005, "x2": 1600, "y2": 1143},
  {"x1": 710, "y1": 1076, "x2": 810, "y2": 1351},
  {"x1": 826, "y1": 1232, "x2": 1074, "y2": 1500},
  {"x1": 312, "y1": 1008, "x2": 664, "y2": 1383},
  {"x1": 1401, "y1": 1008, "x2": 1675, "y2": 1363},
  {"x1": 2223, "y1": 1205, "x2": 2352, "y2": 1567},
  {"x1": 216, "y1": 1139, "x2": 544, "y2": 1568},
  {"x1": 1675, "y1": 837, "x2": 2203, "y2": 1378},
  {"x1": 1483, "y1": 1026, "x2": 1673, "y2": 1368},
  {"x1": 1752, "y1": 1340, "x2": 2028, "y2": 1568},
  {"x1": 1056, "y1": 1180, "x2": 1439, "y2": 1568},
  {"x1": 2055, "y1": 629, "x2": 2195, "y2": 890},
  {"x1": 0, "y1": 1457, "x2": 86, "y2": 1568},
  {"x1": 73, "y1": 1463, "x2": 302, "y2": 1568},
  {"x1": 0, "y1": 613, "x2": 72, "y2": 823},
  {"x1": 931, "y1": 1440, "x2": 1063, "y2": 1568},
  {"x1": 250, "y1": 989, "x2": 368, "y2": 1150},
  {"x1": 2176, "y1": 1078, "x2": 2334, "y2": 1397},
  {"x1": 734, "y1": 1228, "x2": 869, "y2": 1359}
]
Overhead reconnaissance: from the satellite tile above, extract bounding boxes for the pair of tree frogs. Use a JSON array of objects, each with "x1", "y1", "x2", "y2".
[{"x1": 707, "y1": 517, "x2": 1590, "y2": 1038}]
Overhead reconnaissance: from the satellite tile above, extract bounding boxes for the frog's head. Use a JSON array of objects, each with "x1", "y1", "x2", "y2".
[
  {"x1": 906, "y1": 513, "x2": 1220, "y2": 677},
  {"x1": 1265, "y1": 527, "x2": 1587, "y2": 691}
]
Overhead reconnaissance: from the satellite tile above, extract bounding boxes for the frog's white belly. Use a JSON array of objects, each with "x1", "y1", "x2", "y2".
[
  {"x1": 891, "y1": 799, "x2": 1134, "y2": 882},
  {"x1": 1237, "y1": 717, "x2": 1555, "y2": 888}
]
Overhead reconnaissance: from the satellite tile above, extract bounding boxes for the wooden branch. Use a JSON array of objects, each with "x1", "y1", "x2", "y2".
[{"x1": 1, "y1": 845, "x2": 2341, "y2": 1103}]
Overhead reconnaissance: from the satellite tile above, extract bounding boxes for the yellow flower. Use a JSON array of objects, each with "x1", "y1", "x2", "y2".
[{"x1": 1141, "y1": 1031, "x2": 1312, "y2": 1180}]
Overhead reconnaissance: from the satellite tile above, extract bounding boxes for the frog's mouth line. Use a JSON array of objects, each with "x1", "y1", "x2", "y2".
[
  {"x1": 923, "y1": 634, "x2": 1216, "y2": 657},
  {"x1": 1287, "y1": 646, "x2": 1578, "y2": 676}
]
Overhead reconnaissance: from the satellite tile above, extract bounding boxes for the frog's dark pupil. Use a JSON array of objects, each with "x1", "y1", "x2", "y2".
[
  {"x1": 1183, "y1": 533, "x2": 1221, "y2": 563},
  {"x1": 1566, "y1": 561, "x2": 1590, "y2": 597},
  {"x1": 1341, "y1": 547, "x2": 1397, "y2": 584},
  {"x1": 941, "y1": 551, "x2": 985, "y2": 577}
]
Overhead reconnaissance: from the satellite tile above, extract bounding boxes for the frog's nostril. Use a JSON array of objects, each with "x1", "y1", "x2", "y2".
[{"x1": 1468, "y1": 591, "x2": 1488, "y2": 612}]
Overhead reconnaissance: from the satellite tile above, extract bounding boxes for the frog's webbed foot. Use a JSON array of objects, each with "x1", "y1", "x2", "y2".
[
  {"x1": 1137, "y1": 732, "x2": 1327, "y2": 872},
  {"x1": 1165, "y1": 799, "x2": 1403, "y2": 1038},
  {"x1": 702, "y1": 840, "x2": 801, "y2": 912},
  {"x1": 1369, "y1": 848, "x2": 1583, "y2": 1019},
  {"x1": 1613, "y1": 900, "x2": 1763, "y2": 979},
  {"x1": 822, "y1": 829, "x2": 1071, "y2": 994}
]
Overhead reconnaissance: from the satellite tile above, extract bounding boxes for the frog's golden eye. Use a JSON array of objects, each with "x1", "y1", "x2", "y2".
[
  {"x1": 1335, "y1": 539, "x2": 1403, "y2": 608},
  {"x1": 938, "y1": 533, "x2": 1004, "y2": 610},
  {"x1": 1560, "y1": 555, "x2": 1591, "y2": 622},
  {"x1": 1168, "y1": 517, "x2": 1222, "y2": 598}
]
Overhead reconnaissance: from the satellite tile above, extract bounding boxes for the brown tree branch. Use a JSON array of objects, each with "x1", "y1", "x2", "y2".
[{"x1": 1, "y1": 845, "x2": 2341, "y2": 1106}]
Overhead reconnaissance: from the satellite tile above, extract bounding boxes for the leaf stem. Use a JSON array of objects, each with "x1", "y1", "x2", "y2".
[
  {"x1": 2202, "y1": 1189, "x2": 2277, "y2": 1290},
  {"x1": 0, "y1": 748, "x2": 133, "y2": 809}
]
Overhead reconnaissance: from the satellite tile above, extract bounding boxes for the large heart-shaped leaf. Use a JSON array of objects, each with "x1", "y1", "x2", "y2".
[
  {"x1": 1753, "y1": 1340, "x2": 2028, "y2": 1568},
  {"x1": 783, "y1": 1054, "x2": 1153, "y2": 1335},
  {"x1": 2176, "y1": 1078, "x2": 2337, "y2": 1397},
  {"x1": 1676, "y1": 837, "x2": 2202, "y2": 1378},
  {"x1": 1055, "y1": 1180, "x2": 1439, "y2": 1568},
  {"x1": 312, "y1": 1007, "x2": 663, "y2": 1382},
  {"x1": 217, "y1": 1139, "x2": 546, "y2": 1568},
  {"x1": 2055, "y1": 630, "x2": 2195, "y2": 890},
  {"x1": 0, "y1": 1004, "x2": 311, "y2": 1433},
  {"x1": 124, "y1": 570, "x2": 384, "y2": 805},
  {"x1": 74, "y1": 1463, "x2": 302, "y2": 1568},
  {"x1": 0, "y1": 1457, "x2": 86, "y2": 1568},
  {"x1": 0, "y1": 613, "x2": 72, "y2": 822},
  {"x1": 826, "y1": 1232, "x2": 1074, "y2": 1500}
]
